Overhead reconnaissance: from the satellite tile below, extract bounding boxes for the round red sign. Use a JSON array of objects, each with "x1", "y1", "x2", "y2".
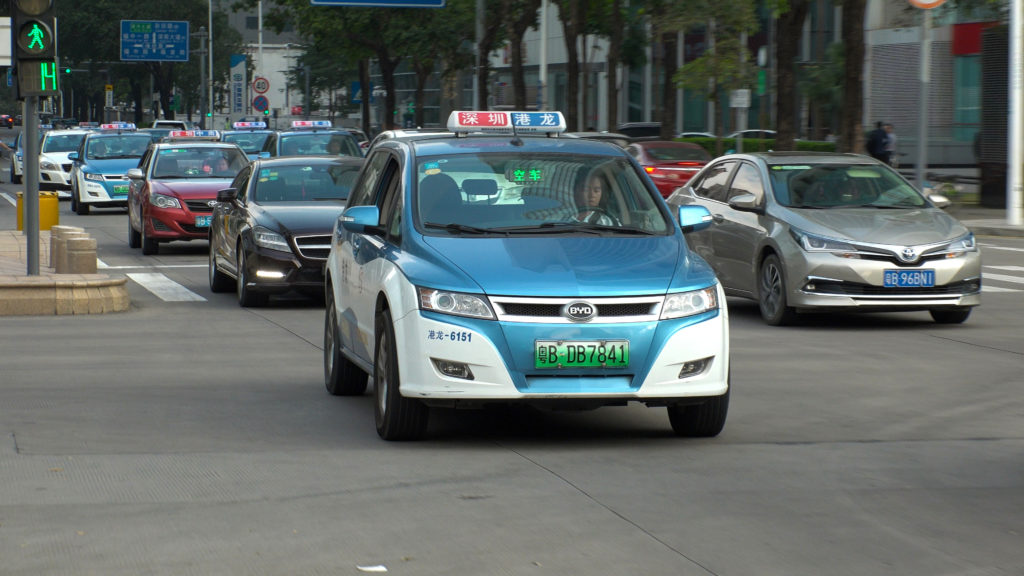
[{"x1": 907, "y1": 0, "x2": 947, "y2": 8}]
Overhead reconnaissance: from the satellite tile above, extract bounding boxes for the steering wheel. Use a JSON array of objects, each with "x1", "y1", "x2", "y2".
[{"x1": 577, "y1": 206, "x2": 619, "y2": 225}]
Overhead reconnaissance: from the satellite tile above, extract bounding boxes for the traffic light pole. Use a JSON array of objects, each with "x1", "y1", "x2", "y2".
[{"x1": 22, "y1": 96, "x2": 40, "y2": 275}]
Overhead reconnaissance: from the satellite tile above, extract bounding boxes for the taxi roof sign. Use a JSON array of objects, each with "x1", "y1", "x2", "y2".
[
  {"x1": 291, "y1": 120, "x2": 332, "y2": 130},
  {"x1": 165, "y1": 130, "x2": 221, "y2": 141},
  {"x1": 447, "y1": 111, "x2": 566, "y2": 134},
  {"x1": 100, "y1": 122, "x2": 137, "y2": 131},
  {"x1": 233, "y1": 121, "x2": 267, "y2": 130}
]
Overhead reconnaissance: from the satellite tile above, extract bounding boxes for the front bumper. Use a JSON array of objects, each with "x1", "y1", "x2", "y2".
[
  {"x1": 146, "y1": 202, "x2": 214, "y2": 242},
  {"x1": 80, "y1": 176, "x2": 131, "y2": 206},
  {"x1": 239, "y1": 242, "x2": 328, "y2": 295},
  {"x1": 389, "y1": 286, "x2": 730, "y2": 406}
]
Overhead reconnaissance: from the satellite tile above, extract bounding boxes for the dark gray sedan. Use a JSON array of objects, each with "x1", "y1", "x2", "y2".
[{"x1": 667, "y1": 152, "x2": 981, "y2": 325}]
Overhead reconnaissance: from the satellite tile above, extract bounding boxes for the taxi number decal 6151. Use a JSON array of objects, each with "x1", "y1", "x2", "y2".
[{"x1": 427, "y1": 330, "x2": 472, "y2": 342}]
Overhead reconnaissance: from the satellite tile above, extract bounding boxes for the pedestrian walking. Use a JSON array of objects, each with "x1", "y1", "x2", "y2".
[
  {"x1": 883, "y1": 123, "x2": 898, "y2": 167},
  {"x1": 866, "y1": 122, "x2": 890, "y2": 164}
]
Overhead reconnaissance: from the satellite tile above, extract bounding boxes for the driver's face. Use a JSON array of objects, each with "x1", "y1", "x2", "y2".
[{"x1": 583, "y1": 179, "x2": 603, "y2": 205}]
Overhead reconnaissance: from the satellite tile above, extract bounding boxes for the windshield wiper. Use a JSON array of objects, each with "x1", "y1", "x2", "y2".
[{"x1": 423, "y1": 222, "x2": 493, "y2": 234}]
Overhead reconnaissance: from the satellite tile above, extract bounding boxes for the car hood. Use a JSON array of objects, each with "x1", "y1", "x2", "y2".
[
  {"x1": 82, "y1": 158, "x2": 141, "y2": 175},
  {"x1": 418, "y1": 235, "x2": 709, "y2": 297},
  {"x1": 783, "y1": 206, "x2": 970, "y2": 245},
  {"x1": 150, "y1": 179, "x2": 233, "y2": 197},
  {"x1": 40, "y1": 152, "x2": 72, "y2": 164},
  {"x1": 254, "y1": 203, "x2": 347, "y2": 235}
]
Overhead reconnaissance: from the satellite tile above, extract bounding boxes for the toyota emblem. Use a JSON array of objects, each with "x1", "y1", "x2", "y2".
[
  {"x1": 900, "y1": 247, "x2": 917, "y2": 262},
  {"x1": 208, "y1": 200, "x2": 219, "y2": 208},
  {"x1": 563, "y1": 300, "x2": 597, "y2": 322}
]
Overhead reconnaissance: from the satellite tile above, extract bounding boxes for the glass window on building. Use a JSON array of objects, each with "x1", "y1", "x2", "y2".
[{"x1": 953, "y1": 55, "x2": 980, "y2": 142}]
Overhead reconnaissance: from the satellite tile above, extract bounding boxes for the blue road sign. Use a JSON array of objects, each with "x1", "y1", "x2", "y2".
[
  {"x1": 120, "y1": 21, "x2": 190, "y2": 62},
  {"x1": 350, "y1": 81, "x2": 374, "y2": 104},
  {"x1": 311, "y1": 0, "x2": 445, "y2": 7},
  {"x1": 252, "y1": 95, "x2": 270, "y2": 113}
]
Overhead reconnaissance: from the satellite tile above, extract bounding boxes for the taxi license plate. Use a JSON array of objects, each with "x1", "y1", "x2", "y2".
[
  {"x1": 112, "y1": 184, "x2": 129, "y2": 197},
  {"x1": 535, "y1": 340, "x2": 629, "y2": 369},
  {"x1": 195, "y1": 215, "x2": 212, "y2": 228},
  {"x1": 884, "y1": 269, "x2": 935, "y2": 288}
]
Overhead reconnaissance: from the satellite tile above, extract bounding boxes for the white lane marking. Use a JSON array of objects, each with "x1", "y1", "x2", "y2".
[
  {"x1": 983, "y1": 272, "x2": 1024, "y2": 284},
  {"x1": 101, "y1": 263, "x2": 206, "y2": 270},
  {"x1": 127, "y1": 272, "x2": 207, "y2": 302},
  {"x1": 985, "y1": 265, "x2": 1024, "y2": 272},
  {"x1": 980, "y1": 244, "x2": 1024, "y2": 253},
  {"x1": 983, "y1": 286, "x2": 1020, "y2": 293},
  {"x1": 1, "y1": 192, "x2": 16, "y2": 206}
]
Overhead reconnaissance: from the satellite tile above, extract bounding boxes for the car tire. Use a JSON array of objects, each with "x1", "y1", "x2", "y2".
[
  {"x1": 141, "y1": 220, "x2": 158, "y2": 255},
  {"x1": 668, "y1": 384, "x2": 729, "y2": 438},
  {"x1": 12, "y1": 172, "x2": 21, "y2": 184},
  {"x1": 324, "y1": 290, "x2": 368, "y2": 396},
  {"x1": 758, "y1": 253, "x2": 796, "y2": 326},
  {"x1": 208, "y1": 245, "x2": 233, "y2": 293},
  {"x1": 236, "y1": 248, "x2": 267, "y2": 307},
  {"x1": 930, "y1": 308, "x2": 971, "y2": 324},
  {"x1": 374, "y1": 308, "x2": 428, "y2": 440},
  {"x1": 74, "y1": 187, "x2": 90, "y2": 215},
  {"x1": 128, "y1": 215, "x2": 141, "y2": 249}
]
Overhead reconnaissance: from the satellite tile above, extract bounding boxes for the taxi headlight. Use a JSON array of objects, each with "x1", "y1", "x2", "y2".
[
  {"x1": 253, "y1": 226, "x2": 291, "y2": 253},
  {"x1": 791, "y1": 228, "x2": 857, "y2": 253},
  {"x1": 418, "y1": 287, "x2": 495, "y2": 320},
  {"x1": 84, "y1": 173, "x2": 104, "y2": 182},
  {"x1": 40, "y1": 160, "x2": 59, "y2": 171},
  {"x1": 150, "y1": 193, "x2": 181, "y2": 209},
  {"x1": 661, "y1": 286, "x2": 718, "y2": 320}
]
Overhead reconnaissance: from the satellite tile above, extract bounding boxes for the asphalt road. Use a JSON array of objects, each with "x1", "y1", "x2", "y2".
[{"x1": 2, "y1": 185, "x2": 1024, "y2": 576}]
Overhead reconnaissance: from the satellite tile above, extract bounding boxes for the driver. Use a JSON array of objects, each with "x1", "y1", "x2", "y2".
[{"x1": 573, "y1": 173, "x2": 619, "y2": 225}]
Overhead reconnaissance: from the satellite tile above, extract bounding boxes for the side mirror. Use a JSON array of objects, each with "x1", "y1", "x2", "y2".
[
  {"x1": 677, "y1": 205, "x2": 713, "y2": 233},
  {"x1": 727, "y1": 193, "x2": 763, "y2": 214},
  {"x1": 258, "y1": 151, "x2": 270, "y2": 159},
  {"x1": 217, "y1": 188, "x2": 238, "y2": 203},
  {"x1": 126, "y1": 168, "x2": 144, "y2": 180},
  {"x1": 339, "y1": 205, "x2": 380, "y2": 233},
  {"x1": 68, "y1": 152, "x2": 79, "y2": 161},
  {"x1": 928, "y1": 194, "x2": 952, "y2": 210}
]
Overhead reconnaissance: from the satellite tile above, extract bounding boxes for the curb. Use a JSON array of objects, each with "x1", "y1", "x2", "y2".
[{"x1": 0, "y1": 274, "x2": 131, "y2": 316}]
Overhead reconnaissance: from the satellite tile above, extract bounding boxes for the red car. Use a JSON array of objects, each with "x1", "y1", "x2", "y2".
[
  {"x1": 127, "y1": 139, "x2": 249, "y2": 255},
  {"x1": 1, "y1": 114, "x2": 13, "y2": 129},
  {"x1": 626, "y1": 140, "x2": 711, "y2": 198}
]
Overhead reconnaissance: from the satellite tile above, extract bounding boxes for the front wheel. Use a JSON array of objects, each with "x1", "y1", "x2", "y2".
[
  {"x1": 73, "y1": 185, "x2": 90, "y2": 215},
  {"x1": 668, "y1": 385, "x2": 729, "y2": 437},
  {"x1": 141, "y1": 219, "x2": 159, "y2": 255},
  {"x1": 236, "y1": 248, "x2": 267, "y2": 307},
  {"x1": 374, "y1": 309, "x2": 428, "y2": 440},
  {"x1": 324, "y1": 290, "x2": 368, "y2": 396},
  {"x1": 930, "y1": 308, "x2": 971, "y2": 324},
  {"x1": 12, "y1": 172, "x2": 21, "y2": 184},
  {"x1": 758, "y1": 254, "x2": 796, "y2": 326},
  {"x1": 208, "y1": 244, "x2": 233, "y2": 292},
  {"x1": 128, "y1": 213, "x2": 141, "y2": 248}
]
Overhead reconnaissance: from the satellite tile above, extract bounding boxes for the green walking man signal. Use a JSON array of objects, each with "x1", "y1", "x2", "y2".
[{"x1": 11, "y1": 0, "x2": 60, "y2": 98}]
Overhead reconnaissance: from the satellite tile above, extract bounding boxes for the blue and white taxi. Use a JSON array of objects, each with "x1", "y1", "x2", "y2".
[
  {"x1": 220, "y1": 121, "x2": 274, "y2": 161},
  {"x1": 323, "y1": 111, "x2": 730, "y2": 440},
  {"x1": 68, "y1": 123, "x2": 153, "y2": 215}
]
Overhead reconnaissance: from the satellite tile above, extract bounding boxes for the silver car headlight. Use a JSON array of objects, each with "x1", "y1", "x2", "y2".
[
  {"x1": 40, "y1": 160, "x2": 59, "y2": 171},
  {"x1": 150, "y1": 193, "x2": 181, "y2": 209},
  {"x1": 253, "y1": 226, "x2": 291, "y2": 252},
  {"x1": 947, "y1": 232, "x2": 977, "y2": 255},
  {"x1": 661, "y1": 286, "x2": 718, "y2": 320},
  {"x1": 418, "y1": 287, "x2": 495, "y2": 320},
  {"x1": 791, "y1": 228, "x2": 857, "y2": 254},
  {"x1": 84, "y1": 173, "x2": 104, "y2": 182}
]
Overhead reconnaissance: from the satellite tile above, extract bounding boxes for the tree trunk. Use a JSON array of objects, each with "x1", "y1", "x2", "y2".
[
  {"x1": 360, "y1": 60, "x2": 372, "y2": 136},
  {"x1": 775, "y1": 0, "x2": 809, "y2": 150},
  {"x1": 512, "y1": 38, "x2": 527, "y2": 109},
  {"x1": 605, "y1": 0, "x2": 623, "y2": 131},
  {"x1": 661, "y1": 31, "x2": 678, "y2": 140},
  {"x1": 560, "y1": 0, "x2": 581, "y2": 129},
  {"x1": 839, "y1": 0, "x2": 867, "y2": 154},
  {"x1": 378, "y1": 55, "x2": 401, "y2": 130}
]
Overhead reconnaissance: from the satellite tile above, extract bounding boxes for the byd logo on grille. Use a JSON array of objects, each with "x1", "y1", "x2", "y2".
[{"x1": 563, "y1": 301, "x2": 596, "y2": 322}]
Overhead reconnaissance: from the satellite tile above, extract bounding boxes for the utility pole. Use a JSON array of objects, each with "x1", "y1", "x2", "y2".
[
  {"x1": 304, "y1": 64, "x2": 311, "y2": 120},
  {"x1": 194, "y1": 27, "x2": 209, "y2": 126}
]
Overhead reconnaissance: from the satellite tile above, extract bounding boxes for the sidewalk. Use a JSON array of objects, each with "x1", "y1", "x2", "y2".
[{"x1": 0, "y1": 229, "x2": 130, "y2": 316}]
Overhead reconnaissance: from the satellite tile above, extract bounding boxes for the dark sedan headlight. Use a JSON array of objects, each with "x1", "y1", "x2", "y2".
[
  {"x1": 150, "y1": 193, "x2": 181, "y2": 209},
  {"x1": 253, "y1": 226, "x2": 291, "y2": 253},
  {"x1": 790, "y1": 228, "x2": 857, "y2": 254}
]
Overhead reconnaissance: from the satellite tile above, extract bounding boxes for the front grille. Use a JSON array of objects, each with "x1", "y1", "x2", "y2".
[
  {"x1": 185, "y1": 199, "x2": 215, "y2": 212},
  {"x1": 180, "y1": 224, "x2": 208, "y2": 234},
  {"x1": 807, "y1": 279, "x2": 981, "y2": 297},
  {"x1": 293, "y1": 234, "x2": 332, "y2": 260},
  {"x1": 61, "y1": 163, "x2": 72, "y2": 173},
  {"x1": 491, "y1": 296, "x2": 664, "y2": 324}
]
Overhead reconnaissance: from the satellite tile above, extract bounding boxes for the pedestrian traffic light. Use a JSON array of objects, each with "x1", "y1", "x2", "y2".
[{"x1": 11, "y1": 0, "x2": 60, "y2": 99}]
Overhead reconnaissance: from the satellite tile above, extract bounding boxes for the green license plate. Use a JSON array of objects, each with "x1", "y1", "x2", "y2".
[
  {"x1": 535, "y1": 340, "x2": 629, "y2": 369},
  {"x1": 112, "y1": 184, "x2": 129, "y2": 196}
]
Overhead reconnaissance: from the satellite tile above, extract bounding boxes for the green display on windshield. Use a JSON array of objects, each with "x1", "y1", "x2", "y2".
[{"x1": 507, "y1": 167, "x2": 544, "y2": 183}]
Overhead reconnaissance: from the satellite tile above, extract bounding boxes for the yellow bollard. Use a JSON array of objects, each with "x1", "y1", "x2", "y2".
[{"x1": 16, "y1": 191, "x2": 61, "y2": 231}]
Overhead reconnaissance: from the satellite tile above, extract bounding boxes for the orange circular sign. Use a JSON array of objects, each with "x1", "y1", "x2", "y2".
[{"x1": 908, "y1": 0, "x2": 946, "y2": 8}]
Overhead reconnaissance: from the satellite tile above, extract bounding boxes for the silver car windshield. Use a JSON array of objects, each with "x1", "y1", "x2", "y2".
[
  {"x1": 769, "y1": 164, "x2": 927, "y2": 209},
  {"x1": 415, "y1": 153, "x2": 670, "y2": 234}
]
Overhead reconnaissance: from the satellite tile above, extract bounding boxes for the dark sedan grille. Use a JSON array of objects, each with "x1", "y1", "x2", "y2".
[
  {"x1": 808, "y1": 279, "x2": 981, "y2": 297},
  {"x1": 185, "y1": 199, "x2": 215, "y2": 212},
  {"x1": 293, "y1": 234, "x2": 332, "y2": 260}
]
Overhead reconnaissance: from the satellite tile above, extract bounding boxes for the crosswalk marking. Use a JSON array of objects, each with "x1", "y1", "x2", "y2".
[
  {"x1": 97, "y1": 258, "x2": 205, "y2": 270},
  {"x1": 986, "y1": 265, "x2": 1024, "y2": 272},
  {"x1": 982, "y1": 272, "x2": 1024, "y2": 284},
  {"x1": 980, "y1": 244, "x2": 1024, "y2": 253},
  {"x1": 983, "y1": 286, "x2": 1019, "y2": 293},
  {"x1": 127, "y1": 272, "x2": 207, "y2": 302}
]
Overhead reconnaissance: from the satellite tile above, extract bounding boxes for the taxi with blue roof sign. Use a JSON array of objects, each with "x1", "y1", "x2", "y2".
[
  {"x1": 260, "y1": 120, "x2": 362, "y2": 158},
  {"x1": 68, "y1": 123, "x2": 153, "y2": 215},
  {"x1": 221, "y1": 121, "x2": 274, "y2": 161},
  {"x1": 323, "y1": 110, "x2": 729, "y2": 440}
]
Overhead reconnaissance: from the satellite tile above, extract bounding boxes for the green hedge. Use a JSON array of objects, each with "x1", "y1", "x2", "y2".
[{"x1": 677, "y1": 137, "x2": 837, "y2": 157}]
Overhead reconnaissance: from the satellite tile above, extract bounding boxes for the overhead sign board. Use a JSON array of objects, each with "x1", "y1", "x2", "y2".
[
  {"x1": 120, "y1": 20, "x2": 189, "y2": 62},
  {"x1": 311, "y1": 0, "x2": 445, "y2": 7}
]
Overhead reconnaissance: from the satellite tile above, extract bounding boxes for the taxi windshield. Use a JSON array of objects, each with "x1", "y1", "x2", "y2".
[
  {"x1": 279, "y1": 133, "x2": 361, "y2": 157},
  {"x1": 42, "y1": 133, "x2": 86, "y2": 153},
  {"x1": 415, "y1": 153, "x2": 670, "y2": 234},
  {"x1": 153, "y1": 147, "x2": 249, "y2": 179},
  {"x1": 253, "y1": 163, "x2": 360, "y2": 203},
  {"x1": 223, "y1": 132, "x2": 271, "y2": 154},
  {"x1": 86, "y1": 134, "x2": 152, "y2": 160},
  {"x1": 769, "y1": 163, "x2": 927, "y2": 209}
]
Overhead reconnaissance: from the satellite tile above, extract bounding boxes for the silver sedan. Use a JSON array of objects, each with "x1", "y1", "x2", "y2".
[{"x1": 667, "y1": 152, "x2": 981, "y2": 325}]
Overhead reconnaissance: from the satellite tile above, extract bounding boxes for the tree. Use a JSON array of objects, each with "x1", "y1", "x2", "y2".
[
  {"x1": 838, "y1": 0, "x2": 867, "y2": 154},
  {"x1": 504, "y1": 0, "x2": 543, "y2": 109},
  {"x1": 773, "y1": 0, "x2": 810, "y2": 150}
]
